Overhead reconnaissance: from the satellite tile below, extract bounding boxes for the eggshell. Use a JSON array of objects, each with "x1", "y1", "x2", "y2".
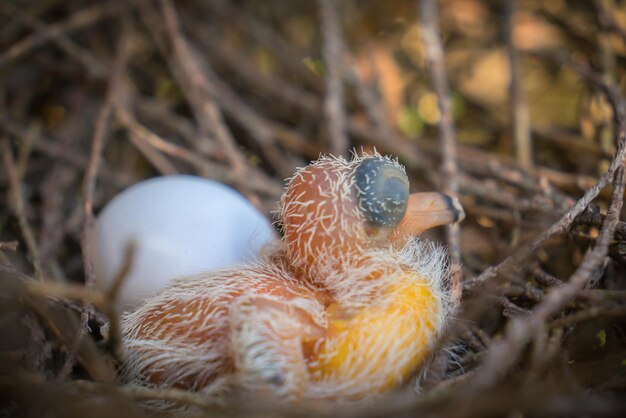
[{"x1": 93, "y1": 175, "x2": 275, "y2": 311}]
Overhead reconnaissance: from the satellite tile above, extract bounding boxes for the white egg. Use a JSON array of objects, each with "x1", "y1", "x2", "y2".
[{"x1": 93, "y1": 175, "x2": 275, "y2": 311}]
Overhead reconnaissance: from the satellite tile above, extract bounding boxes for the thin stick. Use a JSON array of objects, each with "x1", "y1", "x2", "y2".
[
  {"x1": 116, "y1": 107, "x2": 283, "y2": 197},
  {"x1": 66, "y1": 16, "x2": 131, "y2": 378},
  {"x1": 2, "y1": 140, "x2": 44, "y2": 279},
  {"x1": 81, "y1": 14, "x2": 130, "y2": 313},
  {"x1": 471, "y1": 135, "x2": 626, "y2": 285},
  {"x1": 318, "y1": 0, "x2": 349, "y2": 156},
  {"x1": 197, "y1": 65, "x2": 299, "y2": 177},
  {"x1": 468, "y1": 49, "x2": 626, "y2": 274},
  {"x1": 419, "y1": 0, "x2": 462, "y2": 300},
  {"x1": 0, "y1": 241, "x2": 19, "y2": 251},
  {"x1": 472, "y1": 154, "x2": 625, "y2": 390},
  {"x1": 503, "y1": 0, "x2": 533, "y2": 171},
  {"x1": 535, "y1": 167, "x2": 625, "y2": 320},
  {"x1": 592, "y1": 0, "x2": 626, "y2": 44},
  {"x1": 71, "y1": 379, "x2": 227, "y2": 413},
  {"x1": 27, "y1": 281, "x2": 107, "y2": 308},
  {"x1": 0, "y1": 116, "x2": 133, "y2": 187},
  {"x1": 0, "y1": 3, "x2": 120, "y2": 70},
  {"x1": 159, "y1": 0, "x2": 248, "y2": 175},
  {"x1": 203, "y1": 0, "x2": 322, "y2": 92},
  {"x1": 549, "y1": 305, "x2": 626, "y2": 328},
  {"x1": 0, "y1": 2, "x2": 108, "y2": 78},
  {"x1": 104, "y1": 241, "x2": 136, "y2": 362},
  {"x1": 345, "y1": 66, "x2": 393, "y2": 140}
]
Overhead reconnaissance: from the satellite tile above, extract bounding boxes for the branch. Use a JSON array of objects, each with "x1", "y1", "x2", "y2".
[
  {"x1": 0, "y1": 2, "x2": 108, "y2": 78},
  {"x1": 419, "y1": 0, "x2": 462, "y2": 299},
  {"x1": 503, "y1": 0, "x2": 533, "y2": 170},
  {"x1": 1, "y1": 140, "x2": 43, "y2": 279},
  {"x1": 63, "y1": 15, "x2": 131, "y2": 379},
  {"x1": 159, "y1": 0, "x2": 248, "y2": 175},
  {"x1": 318, "y1": 0, "x2": 349, "y2": 156},
  {"x1": 0, "y1": 3, "x2": 120, "y2": 71},
  {"x1": 472, "y1": 151, "x2": 625, "y2": 390}
]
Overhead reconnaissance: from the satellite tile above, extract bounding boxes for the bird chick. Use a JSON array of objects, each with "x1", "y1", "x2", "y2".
[{"x1": 120, "y1": 153, "x2": 464, "y2": 404}]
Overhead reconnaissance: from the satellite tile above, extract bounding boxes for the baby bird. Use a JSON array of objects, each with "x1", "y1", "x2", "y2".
[{"x1": 120, "y1": 153, "x2": 464, "y2": 402}]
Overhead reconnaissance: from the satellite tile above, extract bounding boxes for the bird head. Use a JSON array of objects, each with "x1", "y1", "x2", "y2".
[{"x1": 279, "y1": 153, "x2": 464, "y2": 278}]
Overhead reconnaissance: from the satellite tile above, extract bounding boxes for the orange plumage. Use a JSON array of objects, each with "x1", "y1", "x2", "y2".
[{"x1": 120, "y1": 153, "x2": 463, "y2": 404}]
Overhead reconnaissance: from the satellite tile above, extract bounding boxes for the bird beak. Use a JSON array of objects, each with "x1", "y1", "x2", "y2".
[{"x1": 390, "y1": 192, "x2": 464, "y2": 246}]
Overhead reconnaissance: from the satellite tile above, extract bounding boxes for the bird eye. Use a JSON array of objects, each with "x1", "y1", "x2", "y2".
[{"x1": 354, "y1": 157, "x2": 409, "y2": 228}]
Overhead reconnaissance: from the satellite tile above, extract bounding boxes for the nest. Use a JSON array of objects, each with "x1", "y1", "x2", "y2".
[{"x1": 1, "y1": 0, "x2": 625, "y2": 416}]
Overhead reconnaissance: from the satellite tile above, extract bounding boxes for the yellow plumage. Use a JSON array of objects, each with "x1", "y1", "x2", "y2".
[
  {"x1": 308, "y1": 272, "x2": 440, "y2": 396},
  {"x1": 120, "y1": 153, "x2": 462, "y2": 406}
]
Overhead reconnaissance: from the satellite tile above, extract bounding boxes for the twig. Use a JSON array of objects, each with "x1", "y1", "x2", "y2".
[
  {"x1": 190, "y1": 16, "x2": 583, "y2": 213},
  {"x1": 128, "y1": 133, "x2": 178, "y2": 175},
  {"x1": 25, "y1": 243, "x2": 135, "y2": 364},
  {"x1": 0, "y1": 3, "x2": 120, "y2": 70},
  {"x1": 104, "y1": 241, "x2": 136, "y2": 362},
  {"x1": 70, "y1": 15, "x2": 131, "y2": 377},
  {"x1": 345, "y1": 66, "x2": 393, "y2": 140},
  {"x1": 525, "y1": 327, "x2": 563, "y2": 383},
  {"x1": 39, "y1": 148, "x2": 77, "y2": 278},
  {"x1": 472, "y1": 152, "x2": 625, "y2": 390},
  {"x1": 592, "y1": 0, "x2": 626, "y2": 45},
  {"x1": 193, "y1": 18, "x2": 608, "y2": 212},
  {"x1": 115, "y1": 97, "x2": 179, "y2": 175},
  {"x1": 471, "y1": 135, "x2": 626, "y2": 285},
  {"x1": 2, "y1": 140, "x2": 44, "y2": 279},
  {"x1": 318, "y1": 0, "x2": 349, "y2": 156},
  {"x1": 116, "y1": 106, "x2": 283, "y2": 198},
  {"x1": 119, "y1": 385, "x2": 221, "y2": 410},
  {"x1": 0, "y1": 2, "x2": 108, "y2": 78},
  {"x1": 202, "y1": 0, "x2": 322, "y2": 92},
  {"x1": 116, "y1": 106, "x2": 213, "y2": 166},
  {"x1": 503, "y1": 0, "x2": 533, "y2": 171},
  {"x1": 531, "y1": 265, "x2": 563, "y2": 287},
  {"x1": 27, "y1": 281, "x2": 107, "y2": 308},
  {"x1": 196, "y1": 65, "x2": 301, "y2": 177},
  {"x1": 419, "y1": 0, "x2": 462, "y2": 300},
  {"x1": 81, "y1": 13, "x2": 130, "y2": 311},
  {"x1": 573, "y1": 210, "x2": 626, "y2": 239},
  {"x1": 578, "y1": 289, "x2": 626, "y2": 303},
  {"x1": 535, "y1": 164, "x2": 624, "y2": 320},
  {"x1": 0, "y1": 241, "x2": 19, "y2": 251},
  {"x1": 134, "y1": 97, "x2": 219, "y2": 158},
  {"x1": 158, "y1": 0, "x2": 248, "y2": 175},
  {"x1": 535, "y1": 52, "x2": 625, "y2": 121},
  {"x1": 194, "y1": 25, "x2": 320, "y2": 115},
  {"x1": 549, "y1": 305, "x2": 626, "y2": 328},
  {"x1": 70, "y1": 379, "x2": 227, "y2": 413},
  {"x1": 458, "y1": 175, "x2": 550, "y2": 212},
  {"x1": 0, "y1": 116, "x2": 133, "y2": 187}
]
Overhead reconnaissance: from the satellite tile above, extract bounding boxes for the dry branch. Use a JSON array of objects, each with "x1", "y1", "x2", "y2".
[
  {"x1": 159, "y1": 0, "x2": 248, "y2": 176},
  {"x1": 318, "y1": 0, "x2": 349, "y2": 156},
  {"x1": 503, "y1": 0, "x2": 533, "y2": 171},
  {"x1": 419, "y1": 0, "x2": 462, "y2": 299},
  {"x1": 1, "y1": 1, "x2": 625, "y2": 416},
  {"x1": 0, "y1": 3, "x2": 120, "y2": 71},
  {"x1": 2, "y1": 140, "x2": 43, "y2": 279}
]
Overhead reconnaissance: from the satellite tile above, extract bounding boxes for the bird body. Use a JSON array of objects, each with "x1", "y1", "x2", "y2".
[{"x1": 120, "y1": 153, "x2": 462, "y2": 403}]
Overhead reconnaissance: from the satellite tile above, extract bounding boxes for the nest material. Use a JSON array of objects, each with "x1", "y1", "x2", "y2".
[{"x1": 1, "y1": 0, "x2": 626, "y2": 416}]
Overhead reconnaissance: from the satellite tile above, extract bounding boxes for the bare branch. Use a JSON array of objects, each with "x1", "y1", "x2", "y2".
[
  {"x1": 318, "y1": 0, "x2": 349, "y2": 156},
  {"x1": 503, "y1": 0, "x2": 533, "y2": 170},
  {"x1": 419, "y1": 0, "x2": 462, "y2": 299},
  {"x1": 0, "y1": 3, "x2": 120, "y2": 71},
  {"x1": 2, "y1": 140, "x2": 44, "y2": 279}
]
